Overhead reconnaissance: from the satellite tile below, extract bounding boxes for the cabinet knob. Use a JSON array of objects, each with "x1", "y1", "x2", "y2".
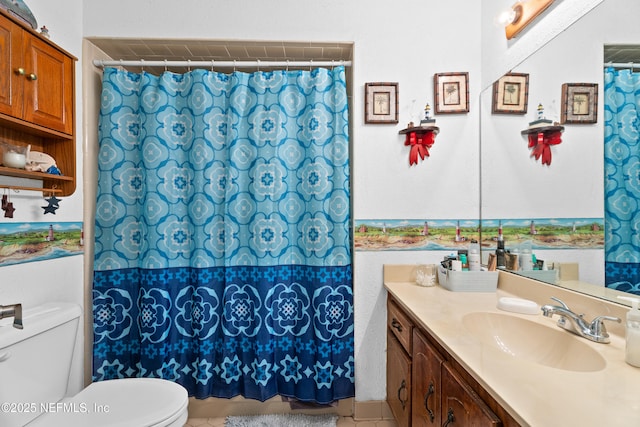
[
  {"x1": 27, "y1": 73, "x2": 37, "y2": 81},
  {"x1": 15, "y1": 68, "x2": 25, "y2": 75}
]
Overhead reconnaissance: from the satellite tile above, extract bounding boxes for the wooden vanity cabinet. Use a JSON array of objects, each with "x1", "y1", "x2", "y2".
[
  {"x1": 388, "y1": 296, "x2": 519, "y2": 427},
  {"x1": 412, "y1": 329, "x2": 443, "y2": 427},
  {"x1": 0, "y1": 10, "x2": 76, "y2": 196},
  {"x1": 387, "y1": 300, "x2": 414, "y2": 427},
  {"x1": 441, "y1": 362, "x2": 501, "y2": 426}
]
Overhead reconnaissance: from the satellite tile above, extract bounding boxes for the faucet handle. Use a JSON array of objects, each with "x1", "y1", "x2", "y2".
[
  {"x1": 550, "y1": 296, "x2": 570, "y2": 309},
  {"x1": 589, "y1": 315, "x2": 621, "y2": 340}
]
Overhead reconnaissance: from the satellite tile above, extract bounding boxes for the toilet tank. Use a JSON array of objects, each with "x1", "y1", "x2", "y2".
[{"x1": 0, "y1": 302, "x2": 81, "y2": 427}]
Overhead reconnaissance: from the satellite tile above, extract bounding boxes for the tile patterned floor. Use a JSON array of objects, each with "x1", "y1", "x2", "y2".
[{"x1": 185, "y1": 417, "x2": 398, "y2": 427}]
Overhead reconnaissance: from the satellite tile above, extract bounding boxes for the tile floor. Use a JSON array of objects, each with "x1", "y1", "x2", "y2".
[{"x1": 185, "y1": 417, "x2": 398, "y2": 427}]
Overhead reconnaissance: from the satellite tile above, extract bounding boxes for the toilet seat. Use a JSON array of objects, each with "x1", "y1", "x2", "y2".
[{"x1": 27, "y1": 378, "x2": 189, "y2": 427}]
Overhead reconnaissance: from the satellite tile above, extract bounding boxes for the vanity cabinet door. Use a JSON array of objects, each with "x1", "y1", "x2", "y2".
[
  {"x1": 412, "y1": 330, "x2": 444, "y2": 427},
  {"x1": 387, "y1": 330, "x2": 412, "y2": 427},
  {"x1": 441, "y1": 362, "x2": 501, "y2": 427}
]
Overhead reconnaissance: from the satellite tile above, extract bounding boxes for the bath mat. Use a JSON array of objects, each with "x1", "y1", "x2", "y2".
[{"x1": 225, "y1": 413, "x2": 338, "y2": 427}]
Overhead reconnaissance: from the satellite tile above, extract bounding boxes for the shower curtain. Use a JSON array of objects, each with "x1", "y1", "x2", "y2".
[
  {"x1": 604, "y1": 67, "x2": 640, "y2": 295},
  {"x1": 92, "y1": 66, "x2": 354, "y2": 403}
]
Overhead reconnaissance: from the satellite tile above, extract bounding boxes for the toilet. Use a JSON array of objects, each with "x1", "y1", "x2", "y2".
[{"x1": 0, "y1": 302, "x2": 188, "y2": 427}]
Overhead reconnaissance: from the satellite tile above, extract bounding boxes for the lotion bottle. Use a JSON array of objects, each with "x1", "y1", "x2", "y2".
[
  {"x1": 618, "y1": 296, "x2": 640, "y2": 367},
  {"x1": 468, "y1": 240, "x2": 481, "y2": 271}
]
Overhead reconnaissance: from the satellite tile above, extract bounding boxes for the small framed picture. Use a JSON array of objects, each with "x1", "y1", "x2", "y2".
[
  {"x1": 492, "y1": 73, "x2": 529, "y2": 114},
  {"x1": 434, "y1": 72, "x2": 469, "y2": 114},
  {"x1": 561, "y1": 83, "x2": 598, "y2": 124},
  {"x1": 364, "y1": 82, "x2": 399, "y2": 124}
]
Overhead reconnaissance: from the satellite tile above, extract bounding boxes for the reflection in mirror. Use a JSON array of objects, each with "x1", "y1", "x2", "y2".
[{"x1": 480, "y1": 0, "x2": 640, "y2": 303}]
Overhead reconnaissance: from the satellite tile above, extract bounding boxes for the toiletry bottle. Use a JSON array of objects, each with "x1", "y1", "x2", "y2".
[
  {"x1": 496, "y1": 240, "x2": 506, "y2": 269},
  {"x1": 468, "y1": 240, "x2": 481, "y2": 271},
  {"x1": 459, "y1": 253, "x2": 469, "y2": 271},
  {"x1": 520, "y1": 240, "x2": 533, "y2": 271},
  {"x1": 618, "y1": 296, "x2": 640, "y2": 367}
]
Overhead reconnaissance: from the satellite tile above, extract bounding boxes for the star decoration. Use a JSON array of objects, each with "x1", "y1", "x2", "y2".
[
  {"x1": 42, "y1": 196, "x2": 61, "y2": 215},
  {"x1": 46, "y1": 195, "x2": 62, "y2": 207},
  {"x1": 4, "y1": 202, "x2": 15, "y2": 218}
]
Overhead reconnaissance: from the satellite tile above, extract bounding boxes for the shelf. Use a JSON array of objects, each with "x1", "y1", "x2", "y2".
[
  {"x1": 0, "y1": 166, "x2": 73, "y2": 182},
  {"x1": 521, "y1": 125, "x2": 564, "y2": 135},
  {"x1": 399, "y1": 125, "x2": 440, "y2": 135}
]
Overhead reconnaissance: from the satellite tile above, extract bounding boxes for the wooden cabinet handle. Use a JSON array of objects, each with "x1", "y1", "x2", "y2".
[
  {"x1": 27, "y1": 73, "x2": 37, "y2": 81},
  {"x1": 391, "y1": 318, "x2": 403, "y2": 332},
  {"x1": 397, "y1": 379, "x2": 408, "y2": 410},
  {"x1": 424, "y1": 382, "x2": 435, "y2": 423},
  {"x1": 443, "y1": 408, "x2": 455, "y2": 427},
  {"x1": 15, "y1": 68, "x2": 25, "y2": 75}
]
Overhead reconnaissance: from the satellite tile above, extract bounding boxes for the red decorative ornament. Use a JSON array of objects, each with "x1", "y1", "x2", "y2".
[
  {"x1": 527, "y1": 130, "x2": 562, "y2": 165},
  {"x1": 399, "y1": 124, "x2": 439, "y2": 166},
  {"x1": 404, "y1": 130, "x2": 436, "y2": 165}
]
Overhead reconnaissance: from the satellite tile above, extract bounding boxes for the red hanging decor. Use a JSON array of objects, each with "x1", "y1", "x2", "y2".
[
  {"x1": 404, "y1": 129, "x2": 436, "y2": 165},
  {"x1": 527, "y1": 130, "x2": 562, "y2": 165}
]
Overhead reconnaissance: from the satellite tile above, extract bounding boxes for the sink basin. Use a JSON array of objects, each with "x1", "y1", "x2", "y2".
[{"x1": 462, "y1": 312, "x2": 606, "y2": 372}]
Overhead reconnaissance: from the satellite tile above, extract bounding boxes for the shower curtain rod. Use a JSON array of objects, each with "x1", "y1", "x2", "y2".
[
  {"x1": 604, "y1": 62, "x2": 640, "y2": 69},
  {"x1": 93, "y1": 59, "x2": 352, "y2": 69}
]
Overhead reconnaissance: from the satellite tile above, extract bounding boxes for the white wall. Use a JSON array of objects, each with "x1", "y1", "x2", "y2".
[{"x1": 0, "y1": 0, "x2": 85, "y2": 394}]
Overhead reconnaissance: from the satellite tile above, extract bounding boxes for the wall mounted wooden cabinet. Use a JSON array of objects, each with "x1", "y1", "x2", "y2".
[
  {"x1": 0, "y1": 9, "x2": 76, "y2": 196},
  {"x1": 388, "y1": 298, "x2": 520, "y2": 427}
]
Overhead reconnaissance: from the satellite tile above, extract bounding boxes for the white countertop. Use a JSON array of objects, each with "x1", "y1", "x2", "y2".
[{"x1": 384, "y1": 266, "x2": 640, "y2": 427}]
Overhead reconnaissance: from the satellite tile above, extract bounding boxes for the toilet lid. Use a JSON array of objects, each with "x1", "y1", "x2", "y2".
[{"x1": 29, "y1": 378, "x2": 188, "y2": 427}]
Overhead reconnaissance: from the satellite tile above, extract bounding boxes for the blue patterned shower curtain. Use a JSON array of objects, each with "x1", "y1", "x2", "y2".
[
  {"x1": 604, "y1": 67, "x2": 640, "y2": 295},
  {"x1": 92, "y1": 66, "x2": 354, "y2": 403}
]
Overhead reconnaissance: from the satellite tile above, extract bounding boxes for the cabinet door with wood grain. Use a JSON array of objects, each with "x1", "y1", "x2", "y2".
[
  {"x1": 412, "y1": 330, "x2": 444, "y2": 427},
  {"x1": 441, "y1": 362, "x2": 501, "y2": 427},
  {"x1": 387, "y1": 330, "x2": 411, "y2": 427}
]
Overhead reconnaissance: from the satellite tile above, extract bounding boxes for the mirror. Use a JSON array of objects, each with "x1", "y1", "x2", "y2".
[{"x1": 480, "y1": 0, "x2": 640, "y2": 302}]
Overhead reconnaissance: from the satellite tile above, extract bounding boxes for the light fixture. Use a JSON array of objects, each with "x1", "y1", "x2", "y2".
[{"x1": 503, "y1": 0, "x2": 556, "y2": 40}]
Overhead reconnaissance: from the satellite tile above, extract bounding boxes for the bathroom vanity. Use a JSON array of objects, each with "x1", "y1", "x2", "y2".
[{"x1": 384, "y1": 265, "x2": 640, "y2": 426}]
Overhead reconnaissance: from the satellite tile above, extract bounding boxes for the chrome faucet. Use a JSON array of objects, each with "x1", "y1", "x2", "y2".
[
  {"x1": 0, "y1": 303, "x2": 23, "y2": 329},
  {"x1": 541, "y1": 297, "x2": 620, "y2": 344}
]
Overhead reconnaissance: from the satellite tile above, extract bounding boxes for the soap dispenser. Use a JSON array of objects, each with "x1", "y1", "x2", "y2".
[{"x1": 618, "y1": 296, "x2": 640, "y2": 367}]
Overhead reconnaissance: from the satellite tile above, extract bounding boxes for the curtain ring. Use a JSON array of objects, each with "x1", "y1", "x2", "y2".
[
  {"x1": 256, "y1": 59, "x2": 260, "y2": 71},
  {"x1": 187, "y1": 59, "x2": 191, "y2": 72},
  {"x1": 286, "y1": 60, "x2": 290, "y2": 72},
  {"x1": 631, "y1": 62, "x2": 634, "y2": 73},
  {"x1": 233, "y1": 60, "x2": 237, "y2": 72},
  {"x1": 140, "y1": 58, "x2": 144, "y2": 72},
  {"x1": 211, "y1": 60, "x2": 215, "y2": 72},
  {"x1": 164, "y1": 59, "x2": 168, "y2": 72},
  {"x1": 309, "y1": 59, "x2": 313, "y2": 71},
  {"x1": 119, "y1": 59, "x2": 124, "y2": 70}
]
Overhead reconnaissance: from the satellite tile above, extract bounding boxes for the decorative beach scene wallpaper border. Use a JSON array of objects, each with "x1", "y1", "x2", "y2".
[
  {"x1": 0, "y1": 222, "x2": 83, "y2": 267},
  {"x1": 354, "y1": 218, "x2": 604, "y2": 251}
]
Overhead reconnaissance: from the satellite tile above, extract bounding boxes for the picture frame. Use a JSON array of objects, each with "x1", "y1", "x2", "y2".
[
  {"x1": 434, "y1": 72, "x2": 469, "y2": 114},
  {"x1": 561, "y1": 83, "x2": 598, "y2": 124},
  {"x1": 364, "y1": 82, "x2": 399, "y2": 124},
  {"x1": 492, "y1": 73, "x2": 529, "y2": 114}
]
